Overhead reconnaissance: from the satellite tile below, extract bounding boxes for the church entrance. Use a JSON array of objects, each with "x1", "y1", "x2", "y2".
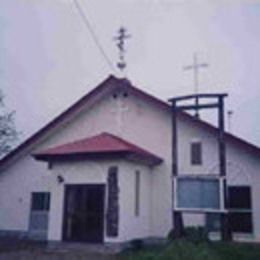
[{"x1": 63, "y1": 184, "x2": 105, "y2": 243}]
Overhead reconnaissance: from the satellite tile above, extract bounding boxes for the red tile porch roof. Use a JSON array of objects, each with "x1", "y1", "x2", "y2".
[{"x1": 33, "y1": 133, "x2": 163, "y2": 167}]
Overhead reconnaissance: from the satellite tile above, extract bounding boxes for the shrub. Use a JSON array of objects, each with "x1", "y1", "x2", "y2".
[
  {"x1": 184, "y1": 226, "x2": 209, "y2": 244},
  {"x1": 168, "y1": 226, "x2": 208, "y2": 244},
  {"x1": 129, "y1": 239, "x2": 144, "y2": 251}
]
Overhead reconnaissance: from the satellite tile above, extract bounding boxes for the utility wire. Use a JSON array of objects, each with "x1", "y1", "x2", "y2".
[{"x1": 72, "y1": 0, "x2": 116, "y2": 73}]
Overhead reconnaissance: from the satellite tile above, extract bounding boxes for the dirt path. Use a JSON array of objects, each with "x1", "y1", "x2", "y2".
[
  {"x1": 0, "y1": 238, "x2": 120, "y2": 260},
  {"x1": 0, "y1": 251, "x2": 119, "y2": 260}
]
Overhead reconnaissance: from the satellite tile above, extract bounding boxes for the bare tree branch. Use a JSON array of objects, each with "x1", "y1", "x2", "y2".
[{"x1": 0, "y1": 92, "x2": 19, "y2": 158}]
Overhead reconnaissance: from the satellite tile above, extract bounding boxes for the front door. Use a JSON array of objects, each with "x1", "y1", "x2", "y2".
[{"x1": 63, "y1": 184, "x2": 105, "y2": 243}]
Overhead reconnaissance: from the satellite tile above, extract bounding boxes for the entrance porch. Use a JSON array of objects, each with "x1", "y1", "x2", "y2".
[{"x1": 33, "y1": 133, "x2": 163, "y2": 244}]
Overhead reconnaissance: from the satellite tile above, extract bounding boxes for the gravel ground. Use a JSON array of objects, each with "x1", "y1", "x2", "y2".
[{"x1": 0, "y1": 238, "x2": 119, "y2": 260}]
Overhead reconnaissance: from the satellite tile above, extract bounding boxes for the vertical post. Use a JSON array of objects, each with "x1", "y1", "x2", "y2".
[
  {"x1": 193, "y1": 54, "x2": 199, "y2": 118},
  {"x1": 171, "y1": 101, "x2": 184, "y2": 237},
  {"x1": 218, "y1": 96, "x2": 232, "y2": 241}
]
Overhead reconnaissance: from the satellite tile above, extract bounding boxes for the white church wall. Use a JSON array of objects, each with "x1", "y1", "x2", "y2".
[
  {"x1": 118, "y1": 94, "x2": 173, "y2": 238},
  {"x1": 0, "y1": 155, "x2": 51, "y2": 233},
  {"x1": 0, "y1": 90, "x2": 157, "y2": 240},
  {"x1": 115, "y1": 93, "x2": 221, "y2": 237},
  {"x1": 33, "y1": 94, "x2": 123, "y2": 152},
  {"x1": 0, "y1": 83, "x2": 259, "y2": 243},
  {"x1": 32, "y1": 89, "x2": 260, "y2": 240},
  {"x1": 47, "y1": 159, "x2": 152, "y2": 243},
  {"x1": 112, "y1": 161, "x2": 152, "y2": 242},
  {"x1": 226, "y1": 144, "x2": 260, "y2": 241}
]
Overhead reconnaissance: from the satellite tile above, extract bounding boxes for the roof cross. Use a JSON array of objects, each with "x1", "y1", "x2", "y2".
[
  {"x1": 184, "y1": 53, "x2": 209, "y2": 118},
  {"x1": 113, "y1": 27, "x2": 131, "y2": 73},
  {"x1": 111, "y1": 95, "x2": 129, "y2": 135}
]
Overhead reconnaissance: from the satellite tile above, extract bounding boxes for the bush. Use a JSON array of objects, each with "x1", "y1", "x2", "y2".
[
  {"x1": 168, "y1": 226, "x2": 208, "y2": 244},
  {"x1": 129, "y1": 239, "x2": 144, "y2": 251},
  {"x1": 159, "y1": 240, "x2": 220, "y2": 260},
  {"x1": 184, "y1": 226, "x2": 209, "y2": 244},
  {"x1": 122, "y1": 240, "x2": 220, "y2": 260},
  {"x1": 167, "y1": 228, "x2": 183, "y2": 241}
]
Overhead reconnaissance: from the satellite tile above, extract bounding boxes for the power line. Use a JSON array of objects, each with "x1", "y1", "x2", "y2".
[{"x1": 72, "y1": 0, "x2": 116, "y2": 73}]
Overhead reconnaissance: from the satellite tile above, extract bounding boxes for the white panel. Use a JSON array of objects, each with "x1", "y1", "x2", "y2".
[{"x1": 176, "y1": 177, "x2": 221, "y2": 211}]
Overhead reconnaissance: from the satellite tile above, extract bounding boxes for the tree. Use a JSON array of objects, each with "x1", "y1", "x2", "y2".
[{"x1": 0, "y1": 91, "x2": 18, "y2": 158}]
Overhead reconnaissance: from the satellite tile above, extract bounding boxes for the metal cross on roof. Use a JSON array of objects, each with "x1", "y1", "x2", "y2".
[
  {"x1": 113, "y1": 27, "x2": 131, "y2": 72},
  {"x1": 183, "y1": 53, "x2": 209, "y2": 118}
]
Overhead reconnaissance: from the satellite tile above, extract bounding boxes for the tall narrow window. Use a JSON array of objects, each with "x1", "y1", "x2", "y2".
[
  {"x1": 191, "y1": 141, "x2": 202, "y2": 165},
  {"x1": 29, "y1": 192, "x2": 50, "y2": 240},
  {"x1": 228, "y1": 186, "x2": 253, "y2": 233},
  {"x1": 135, "y1": 171, "x2": 140, "y2": 217}
]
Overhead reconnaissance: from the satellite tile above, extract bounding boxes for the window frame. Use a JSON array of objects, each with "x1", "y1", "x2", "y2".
[
  {"x1": 227, "y1": 185, "x2": 253, "y2": 234},
  {"x1": 31, "y1": 192, "x2": 50, "y2": 211},
  {"x1": 174, "y1": 175, "x2": 225, "y2": 213},
  {"x1": 135, "y1": 170, "x2": 141, "y2": 217},
  {"x1": 191, "y1": 141, "x2": 203, "y2": 165},
  {"x1": 206, "y1": 186, "x2": 253, "y2": 234}
]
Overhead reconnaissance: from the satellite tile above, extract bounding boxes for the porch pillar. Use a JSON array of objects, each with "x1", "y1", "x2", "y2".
[{"x1": 106, "y1": 166, "x2": 119, "y2": 237}]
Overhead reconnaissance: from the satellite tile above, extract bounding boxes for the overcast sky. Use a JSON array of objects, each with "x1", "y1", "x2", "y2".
[{"x1": 0, "y1": 0, "x2": 259, "y2": 147}]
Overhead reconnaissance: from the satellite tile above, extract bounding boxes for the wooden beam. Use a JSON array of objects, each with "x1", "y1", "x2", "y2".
[
  {"x1": 177, "y1": 103, "x2": 219, "y2": 111},
  {"x1": 171, "y1": 101, "x2": 184, "y2": 238},
  {"x1": 172, "y1": 101, "x2": 178, "y2": 178},
  {"x1": 169, "y1": 92, "x2": 231, "y2": 241},
  {"x1": 169, "y1": 93, "x2": 228, "y2": 102},
  {"x1": 218, "y1": 96, "x2": 232, "y2": 241}
]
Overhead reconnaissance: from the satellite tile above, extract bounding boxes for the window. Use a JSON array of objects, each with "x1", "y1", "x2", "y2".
[
  {"x1": 176, "y1": 177, "x2": 221, "y2": 210},
  {"x1": 29, "y1": 192, "x2": 50, "y2": 239},
  {"x1": 31, "y1": 192, "x2": 50, "y2": 211},
  {"x1": 206, "y1": 186, "x2": 253, "y2": 234},
  {"x1": 135, "y1": 171, "x2": 140, "y2": 217},
  {"x1": 191, "y1": 142, "x2": 202, "y2": 165},
  {"x1": 228, "y1": 186, "x2": 252, "y2": 233},
  {"x1": 228, "y1": 186, "x2": 251, "y2": 209}
]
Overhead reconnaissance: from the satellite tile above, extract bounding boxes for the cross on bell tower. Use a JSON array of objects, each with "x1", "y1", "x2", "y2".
[
  {"x1": 114, "y1": 27, "x2": 131, "y2": 73},
  {"x1": 183, "y1": 53, "x2": 209, "y2": 118}
]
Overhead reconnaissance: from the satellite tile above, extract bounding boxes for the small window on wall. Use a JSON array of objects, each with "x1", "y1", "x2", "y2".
[
  {"x1": 135, "y1": 171, "x2": 140, "y2": 217},
  {"x1": 31, "y1": 192, "x2": 50, "y2": 211},
  {"x1": 191, "y1": 142, "x2": 202, "y2": 165},
  {"x1": 228, "y1": 186, "x2": 253, "y2": 233}
]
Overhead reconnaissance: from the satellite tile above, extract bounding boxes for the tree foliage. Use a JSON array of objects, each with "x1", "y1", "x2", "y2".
[{"x1": 0, "y1": 92, "x2": 18, "y2": 158}]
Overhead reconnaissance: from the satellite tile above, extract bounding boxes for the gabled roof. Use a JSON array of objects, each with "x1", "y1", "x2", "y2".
[
  {"x1": 0, "y1": 74, "x2": 259, "y2": 170},
  {"x1": 33, "y1": 132, "x2": 163, "y2": 166}
]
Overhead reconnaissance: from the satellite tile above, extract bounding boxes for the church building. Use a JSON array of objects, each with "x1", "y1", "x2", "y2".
[{"x1": 0, "y1": 75, "x2": 259, "y2": 244}]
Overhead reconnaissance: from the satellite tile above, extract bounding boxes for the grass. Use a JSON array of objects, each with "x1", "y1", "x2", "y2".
[
  {"x1": 121, "y1": 240, "x2": 260, "y2": 260},
  {"x1": 0, "y1": 237, "x2": 47, "y2": 253}
]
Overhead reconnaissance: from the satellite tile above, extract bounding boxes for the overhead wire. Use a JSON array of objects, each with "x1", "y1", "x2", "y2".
[{"x1": 72, "y1": 0, "x2": 116, "y2": 73}]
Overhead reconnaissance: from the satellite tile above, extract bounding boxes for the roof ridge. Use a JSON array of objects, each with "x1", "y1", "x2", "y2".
[{"x1": 0, "y1": 74, "x2": 259, "y2": 170}]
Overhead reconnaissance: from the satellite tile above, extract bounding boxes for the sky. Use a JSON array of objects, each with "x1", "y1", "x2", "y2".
[{"x1": 0, "y1": 0, "x2": 259, "y2": 147}]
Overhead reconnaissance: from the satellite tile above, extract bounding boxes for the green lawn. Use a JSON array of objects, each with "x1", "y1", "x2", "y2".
[{"x1": 121, "y1": 240, "x2": 260, "y2": 260}]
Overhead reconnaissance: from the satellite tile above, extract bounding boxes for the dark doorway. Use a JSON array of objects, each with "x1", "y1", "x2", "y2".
[{"x1": 63, "y1": 184, "x2": 105, "y2": 243}]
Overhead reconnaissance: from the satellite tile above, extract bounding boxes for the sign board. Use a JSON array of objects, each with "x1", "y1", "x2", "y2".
[{"x1": 175, "y1": 176, "x2": 224, "y2": 212}]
